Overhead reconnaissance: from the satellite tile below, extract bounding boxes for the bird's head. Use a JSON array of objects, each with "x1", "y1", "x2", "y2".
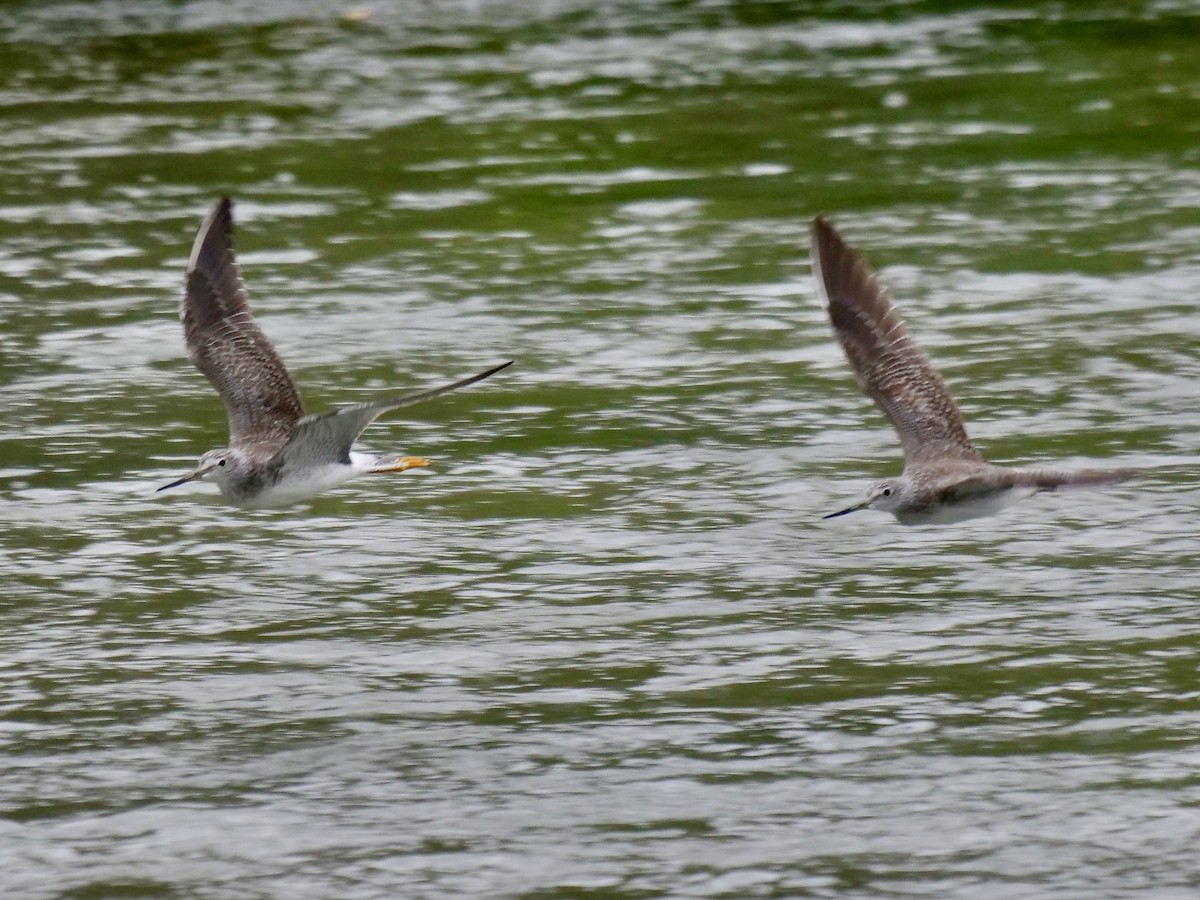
[
  {"x1": 157, "y1": 448, "x2": 243, "y2": 493},
  {"x1": 823, "y1": 478, "x2": 906, "y2": 519}
]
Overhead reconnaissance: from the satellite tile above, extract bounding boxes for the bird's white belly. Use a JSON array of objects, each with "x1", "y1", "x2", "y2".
[
  {"x1": 898, "y1": 486, "x2": 1039, "y2": 526},
  {"x1": 235, "y1": 453, "x2": 376, "y2": 509}
]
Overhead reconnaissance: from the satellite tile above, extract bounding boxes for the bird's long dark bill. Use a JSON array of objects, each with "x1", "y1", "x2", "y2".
[
  {"x1": 822, "y1": 503, "x2": 865, "y2": 520},
  {"x1": 156, "y1": 465, "x2": 213, "y2": 493}
]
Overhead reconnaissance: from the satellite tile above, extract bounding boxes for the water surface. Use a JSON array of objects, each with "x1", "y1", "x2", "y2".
[{"x1": 1, "y1": 2, "x2": 1198, "y2": 897}]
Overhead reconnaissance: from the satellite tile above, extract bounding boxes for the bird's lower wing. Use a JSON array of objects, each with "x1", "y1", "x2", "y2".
[
  {"x1": 277, "y1": 360, "x2": 513, "y2": 465},
  {"x1": 1013, "y1": 467, "x2": 1139, "y2": 492},
  {"x1": 934, "y1": 467, "x2": 1136, "y2": 508}
]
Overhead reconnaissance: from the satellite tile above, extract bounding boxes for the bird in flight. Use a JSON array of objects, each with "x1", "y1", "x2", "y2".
[
  {"x1": 158, "y1": 197, "x2": 511, "y2": 508},
  {"x1": 812, "y1": 215, "x2": 1134, "y2": 525}
]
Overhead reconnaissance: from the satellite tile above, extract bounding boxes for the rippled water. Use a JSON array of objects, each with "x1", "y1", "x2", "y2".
[{"x1": 1, "y1": 2, "x2": 1198, "y2": 897}]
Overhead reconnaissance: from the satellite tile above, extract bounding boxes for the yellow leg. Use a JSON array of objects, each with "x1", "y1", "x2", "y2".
[{"x1": 368, "y1": 455, "x2": 430, "y2": 474}]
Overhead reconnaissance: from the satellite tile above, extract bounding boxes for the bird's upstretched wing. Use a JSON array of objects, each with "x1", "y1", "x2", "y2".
[
  {"x1": 276, "y1": 360, "x2": 514, "y2": 467},
  {"x1": 812, "y1": 216, "x2": 982, "y2": 466},
  {"x1": 183, "y1": 197, "x2": 304, "y2": 458}
]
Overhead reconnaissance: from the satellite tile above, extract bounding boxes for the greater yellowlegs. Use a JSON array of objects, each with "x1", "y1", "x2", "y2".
[
  {"x1": 813, "y1": 216, "x2": 1134, "y2": 525},
  {"x1": 158, "y1": 197, "x2": 512, "y2": 508}
]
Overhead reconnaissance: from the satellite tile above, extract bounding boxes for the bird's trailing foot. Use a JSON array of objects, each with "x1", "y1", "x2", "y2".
[{"x1": 368, "y1": 455, "x2": 430, "y2": 474}]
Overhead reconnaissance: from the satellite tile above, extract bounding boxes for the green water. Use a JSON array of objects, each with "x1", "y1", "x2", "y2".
[{"x1": 1, "y1": 2, "x2": 1197, "y2": 897}]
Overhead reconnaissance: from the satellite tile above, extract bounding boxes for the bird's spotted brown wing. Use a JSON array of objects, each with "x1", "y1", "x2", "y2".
[
  {"x1": 183, "y1": 197, "x2": 304, "y2": 458},
  {"x1": 811, "y1": 216, "x2": 982, "y2": 466}
]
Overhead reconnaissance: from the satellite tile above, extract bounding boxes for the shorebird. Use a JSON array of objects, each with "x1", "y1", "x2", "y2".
[
  {"x1": 158, "y1": 197, "x2": 512, "y2": 508},
  {"x1": 812, "y1": 215, "x2": 1134, "y2": 525}
]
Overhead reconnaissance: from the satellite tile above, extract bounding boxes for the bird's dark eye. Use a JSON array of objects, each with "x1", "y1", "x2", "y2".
[
  {"x1": 882, "y1": 487, "x2": 892, "y2": 497},
  {"x1": 218, "y1": 459, "x2": 226, "y2": 467}
]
